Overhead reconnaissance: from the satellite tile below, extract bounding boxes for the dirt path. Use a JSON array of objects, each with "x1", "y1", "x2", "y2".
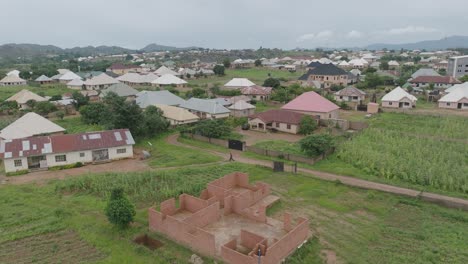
[{"x1": 169, "y1": 134, "x2": 468, "y2": 211}]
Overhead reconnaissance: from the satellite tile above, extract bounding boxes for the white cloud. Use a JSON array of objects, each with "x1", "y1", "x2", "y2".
[
  {"x1": 316, "y1": 30, "x2": 334, "y2": 40},
  {"x1": 296, "y1": 30, "x2": 334, "y2": 42},
  {"x1": 383, "y1": 26, "x2": 438, "y2": 35},
  {"x1": 296, "y1": 33, "x2": 315, "y2": 42},
  {"x1": 347, "y1": 30, "x2": 363, "y2": 38}
]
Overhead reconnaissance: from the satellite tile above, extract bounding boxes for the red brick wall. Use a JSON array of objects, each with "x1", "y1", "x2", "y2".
[
  {"x1": 180, "y1": 194, "x2": 208, "y2": 213},
  {"x1": 240, "y1": 230, "x2": 266, "y2": 250},
  {"x1": 183, "y1": 202, "x2": 220, "y2": 228},
  {"x1": 160, "y1": 198, "x2": 176, "y2": 215}
]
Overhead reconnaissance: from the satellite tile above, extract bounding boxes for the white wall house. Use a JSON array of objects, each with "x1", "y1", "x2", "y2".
[{"x1": 1, "y1": 129, "x2": 135, "y2": 174}]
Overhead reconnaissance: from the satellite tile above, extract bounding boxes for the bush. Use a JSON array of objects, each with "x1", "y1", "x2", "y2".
[
  {"x1": 191, "y1": 119, "x2": 231, "y2": 138},
  {"x1": 105, "y1": 188, "x2": 136, "y2": 229},
  {"x1": 6, "y1": 170, "x2": 29, "y2": 176},
  {"x1": 299, "y1": 134, "x2": 335, "y2": 157},
  {"x1": 49, "y1": 162, "x2": 84, "y2": 171},
  {"x1": 263, "y1": 77, "x2": 281, "y2": 88},
  {"x1": 298, "y1": 116, "x2": 318, "y2": 135}
]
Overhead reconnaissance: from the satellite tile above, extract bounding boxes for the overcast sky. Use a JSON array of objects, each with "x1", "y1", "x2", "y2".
[{"x1": 2, "y1": 0, "x2": 468, "y2": 49}]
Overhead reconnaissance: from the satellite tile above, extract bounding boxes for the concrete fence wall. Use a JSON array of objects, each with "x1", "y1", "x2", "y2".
[{"x1": 245, "y1": 145, "x2": 334, "y2": 165}]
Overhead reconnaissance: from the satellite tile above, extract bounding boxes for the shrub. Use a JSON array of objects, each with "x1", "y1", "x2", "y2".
[
  {"x1": 298, "y1": 116, "x2": 318, "y2": 135},
  {"x1": 6, "y1": 170, "x2": 29, "y2": 176},
  {"x1": 105, "y1": 188, "x2": 136, "y2": 228},
  {"x1": 299, "y1": 134, "x2": 335, "y2": 157}
]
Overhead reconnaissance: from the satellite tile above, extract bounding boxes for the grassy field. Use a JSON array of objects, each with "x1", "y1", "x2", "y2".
[
  {"x1": 336, "y1": 112, "x2": 468, "y2": 195},
  {"x1": 253, "y1": 140, "x2": 304, "y2": 156},
  {"x1": 2, "y1": 163, "x2": 467, "y2": 263},
  {"x1": 0, "y1": 84, "x2": 71, "y2": 101},
  {"x1": 136, "y1": 133, "x2": 222, "y2": 168},
  {"x1": 188, "y1": 68, "x2": 303, "y2": 87},
  {"x1": 54, "y1": 116, "x2": 104, "y2": 133}
]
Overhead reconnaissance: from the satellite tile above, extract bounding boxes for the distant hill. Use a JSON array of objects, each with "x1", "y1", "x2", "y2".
[
  {"x1": 0, "y1": 42, "x2": 199, "y2": 60},
  {"x1": 366, "y1": 36, "x2": 468, "y2": 51},
  {"x1": 141, "y1": 43, "x2": 200, "y2": 52}
]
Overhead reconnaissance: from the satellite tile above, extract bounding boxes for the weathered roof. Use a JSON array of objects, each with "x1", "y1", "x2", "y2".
[
  {"x1": 240, "y1": 85, "x2": 272, "y2": 96},
  {"x1": 228, "y1": 100, "x2": 255, "y2": 110},
  {"x1": 0, "y1": 112, "x2": 65, "y2": 140},
  {"x1": 7, "y1": 70, "x2": 20, "y2": 77},
  {"x1": 67, "y1": 79, "x2": 85, "y2": 87},
  {"x1": 84, "y1": 73, "x2": 119, "y2": 86},
  {"x1": 0, "y1": 129, "x2": 134, "y2": 159},
  {"x1": 155, "y1": 66, "x2": 179, "y2": 76},
  {"x1": 224, "y1": 78, "x2": 256, "y2": 87},
  {"x1": 0, "y1": 75, "x2": 26, "y2": 84},
  {"x1": 411, "y1": 68, "x2": 440, "y2": 79},
  {"x1": 249, "y1": 109, "x2": 307, "y2": 125},
  {"x1": 59, "y1": 71, "x2": 82, "y2": 81},
  {"x1": 305, "y1": 63, "x2": 348, "y2": 76},
  {"x1": 439, "y1": 84, "x2": 468, "y2": 102},
  {"x1": 35, "y1": 75, "x2": 52, "y2": 82},
  {"x1": 208, "y1": 98, "x2": 231, "y2": 106},
  {"x1": 151, "y1": 74, "x2": 187, "y2": 85},
  {"x1": 108, "y1": 63, "x2": 141, "y2": 70},
  {"x1": 136, "y1": 90, "x2": 186, "y2": 108},
  {"x1": 382, "y1": 87, "x2": 417, "y2": 102},
  {"x1": 409, "y1": 76, "x2": 461, "y2": 84},
  {"x1": 155, "y1": 104, "x2": 200, "y2": 122},
  {"x1": 282, "y1": 91, "x2": 339, "y2": 113},
  {"x1": 6, "y1": 89, "x2": 47, "y2": 104},
  {"x1": 335, "y1": 86, "x2": 366, "y2": 97},
  {"x1": 100, "y1": 83, "x2": 139, "y2": 98},
  {"x1": 179, "y1": 98, "x2": 230, "y2": 114}
]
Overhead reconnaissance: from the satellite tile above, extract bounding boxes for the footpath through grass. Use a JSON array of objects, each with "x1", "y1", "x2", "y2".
[{"x1": 1, "y1": 163, "x2": 467, "y2": 263}]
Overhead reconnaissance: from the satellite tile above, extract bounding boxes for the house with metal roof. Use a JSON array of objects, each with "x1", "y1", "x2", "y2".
[
  {"x1": 334, "y1": 86, "x2": 366, "y2": 103},
  {"x1": 136, "y1": 90, "x2": 186, "y2": 108},
  {"x1": 410, "y1": 68, "x2": 441, "y2": 80},
  {"x1": 106, "y1": 63, "x2": 142, "y2": 75},
  {"x1": 6, "y1": 89, "x2": 47, "y2": 109},
  {"x1": 67, "y1": 79, "x2": 85, "y2": 89},
  {"x1": 0, "y1": 129, "x2": 135, "y2": 173},
  {"x1": 248, "y1": 109, "x2": 312, "y2": 134},
  {"x1": 223, "y1": 78, "x2": 256, "y2": 89},
  {"x1": 0, "y1": 75, "x2": 27, "y2": 86},
  {"x1": 299, "y1": 63, "x2": 349, "y2": 89},
  {"x1": 281, "y1": 91, "x2": 340, "y2": 119},
  {"x1": 179, "y1": 98, "x2": 230, "y2": 119},
  {"x1": 100, "y1": 83, "x2": 139, "y2": 101},
  {"x1": 0, "y1": 112, "x2": 65, "y2": 140},
  {"x1": 240, "y1": 85, "x2": 272, "y2": 101},
  {"x1": 154, "y1": 66, "x2": 179, "y2": 76},
  {"x1": 438, "y1": 83, "x2": 468, "y2": 110},
  {"x1": 35, "y1": 75, "x2": 53, "y2": 84},
  {"x1": 151, "y1": 74, "x2": 187, "y2": 88},
  {"x1": 228, "y1": 100, "x2": 255, "y2": 117},
  {"x1": 155, "y1": 104, "x2": 200, "y2": 126},
  {"x1": 58, "y1": 71, "x2": 82, "y2": 84},
  {"x1": 84, "y1": 73, "x2": 119, "y2": 90},
  {"x1": 381, "y1": 87, "x2": 417, "y2": 109}
]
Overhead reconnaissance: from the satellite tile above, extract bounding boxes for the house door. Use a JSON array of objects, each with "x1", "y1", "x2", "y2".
[
  {"x1": 27, "y1": 155, "x2": 46, "y2": 169},
  {"x1": 399, "y1": 102, "x2": 403, "y2": 108},
  {"x1": 92, "y1": 149, "x2": 109, "y2": 161},
  {"x1": 458, "y1": 103, "x2": 462, "y2": 109}
]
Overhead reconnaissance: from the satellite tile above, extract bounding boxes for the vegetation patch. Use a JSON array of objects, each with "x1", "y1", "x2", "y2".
[{"x1": 0, "y1": 230, "x2": 105, "y2": 264}]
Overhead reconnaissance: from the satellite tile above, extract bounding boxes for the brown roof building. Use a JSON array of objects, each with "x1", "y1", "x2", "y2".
[
  {"x1": 409, "y1": 76, "x2": 461, "y2": 89},
  {"x1": 248, "y1": 109, "x2": 315, "y2": 134}
]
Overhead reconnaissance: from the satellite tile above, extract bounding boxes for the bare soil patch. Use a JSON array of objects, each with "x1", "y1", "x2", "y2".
[
  {"x1": 133, "y1": 234, "x2": 164, "y2": 250},
  {"x1": 0, "y1": 230, "x2": 105, "y2": 264}
]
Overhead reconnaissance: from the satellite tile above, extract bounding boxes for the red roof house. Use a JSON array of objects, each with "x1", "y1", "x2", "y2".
[
  {"x1": 248, "y1": 109, "x2": 316, "y2": 134},
  {"x1": 0, "y1": 129, "x2": 135, "y2": 173},
  {"x1": 281, "y1": 91, "x2": 340, "y2": 119}
]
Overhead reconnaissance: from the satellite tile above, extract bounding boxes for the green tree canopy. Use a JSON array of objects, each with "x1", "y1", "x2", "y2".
[
  {"x1": 105, "y1": 188, "x2": 136, "y2": 229},
  {"x1": 213, "y1": 65, "x2": 225, "y2": 76},
  {"x1": 222, "y1": 58, "x2": 231, "y2": 68},
  {"x1": 299, "y1": 134, "x2": 335, "y2": 157},
  {"x1": 263, "y1": 77, "x2": 281, "y2": 88},
  {"x1": 298, "y1": 116, "x2": 318, "y2": 135}
]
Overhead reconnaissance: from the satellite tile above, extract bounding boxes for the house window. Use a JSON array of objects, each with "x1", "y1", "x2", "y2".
[
  {"x1": 55, "y1": 155, "x2": 67, "y2": 162},
  {"x1": 464, "y1": 103, "x2": 468, "y2": 107},
  {"x1": 339, "y1": 96, "x2": 343, "y2": 99},
  {"x1": 80, "y1": 152, "x2": 85, "y2": 157},
  {"x1": 446, "y1": 103, "x2": 450, "y2": 106},
  {"x1": 404, "y1": 102, "x2": 410, "y2": 106},
  {"x1": 276, "y1": 122, "x2": 280, "y2": 128},
  {"x1": 14, "y1": 159, "x2": 22, "y2": 167},
  {"x1": 117, "y1": 148, "x2": 127, "y2": 154},
  {"x1": 389, "y1": 102, "x2": 393, "y2": 105},
  {"x1": 287, "y1": 124, "x2": 291, "y2": 129}
]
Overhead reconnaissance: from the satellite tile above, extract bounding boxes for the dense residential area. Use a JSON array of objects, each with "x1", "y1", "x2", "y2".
[{"x1": 1, "y1": 2, "x2": 468, "y2": 264}]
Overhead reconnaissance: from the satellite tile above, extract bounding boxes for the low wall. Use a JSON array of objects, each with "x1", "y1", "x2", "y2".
[
  {"x1": 349, "y1": 121, "x2": 369, "y2": 130},
  {"x1": 319, "y1": 118, "x2": 349, "y2": 130},
  {"x1": 184, "y1": 202, "x2": 221, "y2": 228},
  {"x1": 245, "y1": 146, "x2": 334, "y2": 165}
]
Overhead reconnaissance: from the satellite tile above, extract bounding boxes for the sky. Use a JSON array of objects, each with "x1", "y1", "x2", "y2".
[{"x1": 2, "y1": 0, "x2": 468, "y2": 50}]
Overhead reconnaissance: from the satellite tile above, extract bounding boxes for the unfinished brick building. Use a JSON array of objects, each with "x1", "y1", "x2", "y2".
[{"x1": 148, "y1": 172, "x2": 310, "y2": 264}]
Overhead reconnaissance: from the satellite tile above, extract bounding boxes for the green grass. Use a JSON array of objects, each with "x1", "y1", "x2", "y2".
[
  {"x1": 136, "y1": 133, "x2": 222, "y2": 168},
  {"x1": 336, "y1": 112, "x2": 468, "y2": 195},
  {"x1": 0, "y1": 84, "x2": 71, "y2": 101},
  {"x1": 54, "y1": 116, "x2": 104, "y2": 133},
  {"x1": 1, "y1": 163, "x2": 467, "y2": 263},
  {"x1": 253, "y1": 140, "x2": 304, "y2": 156},
  {"x1": 254, "y1": 101, "x2": 282, "y2": 112},
  {"x1": 188, "y1": 68, "x2": 303, "y2": 87},
  {"x1": 178, "y1": 136, "x2": 230, "y2": 153}
]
